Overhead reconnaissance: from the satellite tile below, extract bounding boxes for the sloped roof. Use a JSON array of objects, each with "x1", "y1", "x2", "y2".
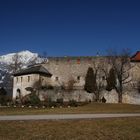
[
  {"x1": 14, "y1": 65, "x2": 52, "y2": 77},
  {"x1": 131, "y1": 51, "x2": 140, "y2": 62}
]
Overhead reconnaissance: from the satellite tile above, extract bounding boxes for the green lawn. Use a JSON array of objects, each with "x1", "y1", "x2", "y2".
[
  {"x1": 0, "y1": 103, "x2": 140, "y2": 115},
  {"x1": 0, "y1": 117, "x2": 140, "y2": 140}
]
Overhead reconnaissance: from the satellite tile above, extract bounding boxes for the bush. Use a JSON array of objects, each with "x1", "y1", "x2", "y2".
[
  {"x1": 56, "y1": 98, "x2": 63, "y2": 105},
  {"x1": 22, "y1": 93, "x2": 41, "y2": 106},
  {"x1": 43, "y1": 97, "x2": 57, "y2": 107},
  {"x1": 0, "y1": 87, "x2": 7, "y2": 105},
  {"x1": 101, "y1": 96, "x2": 106, "y2": 103},
  {"x1": 68, "y1": 100, "x2": 78, "y2": 107},
  {"x1": 29, "y1": 93, "x2": 41, "y2": 106}
]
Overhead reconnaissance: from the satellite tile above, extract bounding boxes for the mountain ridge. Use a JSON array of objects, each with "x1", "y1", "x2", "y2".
[{"x1": 0, "y1": 50, "x2": 39, "y2": 65}]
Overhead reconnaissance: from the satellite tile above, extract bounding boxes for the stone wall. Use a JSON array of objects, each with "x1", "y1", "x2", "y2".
[
  {"x1": 41, "y1": 57, "x2": 140, "y2": 104},
  {"x1": 43, "y1": 57, "x2": 107, "y2": 87},
  {"x1": 39, "y1": 89, "x2": 94, "y2": 102},
  {"x1": 39, "y1": 89, "x2": 140, "y2": 104},
  {"x1": 100, "y1": 89, "x2": 140, "y2": 105},
  {"x1": 43, "y1": 57, "x2": 140, "y2": 89},
  {"x1": 13, "y1": 56, "x2": 140, "y2": 104}
]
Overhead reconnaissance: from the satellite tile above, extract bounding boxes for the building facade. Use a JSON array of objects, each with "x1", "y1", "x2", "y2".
[{"x1": 13, "y1": 65, "x2": 52, "y2": 99}]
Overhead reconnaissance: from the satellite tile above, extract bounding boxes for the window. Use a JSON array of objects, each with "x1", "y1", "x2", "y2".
[
  {"x1": 102, "y1": 76, "x2": 105, "y2": 80},
  {"x1": 16, "y1": 77, "x2": 18, "y2": 83},
  {"x1": 28, "y1": 76, "x2": 30, "y2": 82},
  {"x1": 55, "y1": 77, "x2": 59, "y2": 81},
  {"x1": 77, "y1": 76, "x2": 80, "y2": 80},
  {"x1": 21, "y1": 77, "x2": 23, "y2": 83}
]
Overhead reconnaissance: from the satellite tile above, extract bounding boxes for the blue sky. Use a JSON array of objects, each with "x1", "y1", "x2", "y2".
[{"x1": 0, "y1": 0, "x2": 140, "y2": 56}]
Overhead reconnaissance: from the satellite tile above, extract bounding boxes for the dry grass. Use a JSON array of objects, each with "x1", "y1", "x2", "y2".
[
  {"x1": 0, "y1": 103, "x2": 140, "y2": 115},
  {"x1": 0, "y1": 117, "x2": 139, "y2": 140}
]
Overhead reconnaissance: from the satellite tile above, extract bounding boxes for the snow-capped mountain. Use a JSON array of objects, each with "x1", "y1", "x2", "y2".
[{"x1": 0, "y1": 50, "x2": 39, "y2": 65}]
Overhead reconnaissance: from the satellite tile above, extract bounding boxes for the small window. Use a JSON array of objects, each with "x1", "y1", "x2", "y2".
[
  {"x1": 102, "y1": 76, "x2": 105, "y2": 80},
  {"x1": 21, "y1": 77, "x2": 23, "y2": 83},
  {"x1": 28, "y1": 76, "x2": 30, "y2": 82},
  {"x1": 55, "y1": 77, "x2": 59, "y2": 81},
  {"x1": 16, "y1": 77, "x2": 18, "y2": 83},
  {"x1": 77, "y1": 76, "x2": 80, "y2": 80}
]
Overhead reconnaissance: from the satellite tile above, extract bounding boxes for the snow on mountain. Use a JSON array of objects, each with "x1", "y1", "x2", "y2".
[{"x1": 0, "y1": 50, "x2": 39, "y2": 65}]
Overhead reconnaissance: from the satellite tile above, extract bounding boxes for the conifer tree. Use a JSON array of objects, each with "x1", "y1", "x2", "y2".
[
  {"x1": 106, "y1": 68, "x2": 116, "y2": 91},
  {"x1": 84, "y1": 67, "x2": 95, "y2": 93}
]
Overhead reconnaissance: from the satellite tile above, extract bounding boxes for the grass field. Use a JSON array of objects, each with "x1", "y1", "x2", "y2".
[
  {"x1": 0, "y1": 117, "x2": 139, "y2": 140},
  {"x1": 0, "y1": 103, "x2": 140, "y2": 115}
]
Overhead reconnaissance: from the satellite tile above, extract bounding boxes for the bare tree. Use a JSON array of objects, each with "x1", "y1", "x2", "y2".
[
  {"x1": 9, "y1": 53, "x2": 22, "y2": 73},
  {"x1": 92, "y1": 59, "x2": 105, "y2": 102},
  {"x1": 39, "y1": 51, "x2": 48, "y2": 64},
  {"x1": 67, "y1": 77, "x2": 76, "y2": 92},
  {"x1": 32, "y1": 78, "x2": 42, "y2": 95},
  {"x1": 107, "y1": 48, "x2": 132, "y2": 103},
  {"x1": 25, "y1": 78, "x2": 42, "y2": 95}
]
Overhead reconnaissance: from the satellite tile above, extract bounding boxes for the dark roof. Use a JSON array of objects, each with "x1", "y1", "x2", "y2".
[
  {"x1": 14, "y1": 65, "x2": 52, "y2": 77},
  {"x1": 131, "y1": 51, "x2": 140, "y2": 62}
]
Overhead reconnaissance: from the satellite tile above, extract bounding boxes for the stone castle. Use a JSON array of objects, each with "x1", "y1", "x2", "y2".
[{"x1": 13, "y1": 52, "x2": 140, "y2": 104}]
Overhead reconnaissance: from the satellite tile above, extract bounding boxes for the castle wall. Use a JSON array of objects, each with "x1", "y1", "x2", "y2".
[
  {"x1": 43, "y1": 57, "x2": 140, "y2": 89},
  {"x1": 43, "y1": 57, "x2": 107, "y2": 87},
  {"x1": 12, "y1": 56, "x2": 140, "y2": 104}
]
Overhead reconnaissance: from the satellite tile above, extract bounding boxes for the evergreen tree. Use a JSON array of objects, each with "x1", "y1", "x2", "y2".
[
  {"x1": 84, "y1": 67, "x2": 95, "y2": 93},
  {"x1": 106, "y1": 68, "x2": 116, "y2": 91}
]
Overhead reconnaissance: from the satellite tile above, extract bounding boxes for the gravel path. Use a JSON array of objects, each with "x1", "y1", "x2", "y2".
[{"x1": 0, "y1": 113, "x2": 140, "y2": 121}]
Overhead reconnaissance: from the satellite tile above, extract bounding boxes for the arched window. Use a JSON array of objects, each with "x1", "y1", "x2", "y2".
[{"x1": 16, "y1": 89, "x2": 21, "y2": 97}]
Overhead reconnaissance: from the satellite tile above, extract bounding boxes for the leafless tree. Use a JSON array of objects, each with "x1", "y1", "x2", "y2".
[
  {"x1": 67, "y1": 77, "x2": 76, "y2": 92},
  {"x1": 9, "y1": 53, "x2": 22, "y2": 73},
  {"x1": 39, "y1": 51, "x2": 48, "y2": 64},
  {"x1": 32, "y1": 78, "x2": 42, "y2": 95},
  {"x1": 91, "y1": 58, "x2": 106, "y2": 101},
  {"x1": 107, "y1": 48, "x2": 132, "y2": 103}
]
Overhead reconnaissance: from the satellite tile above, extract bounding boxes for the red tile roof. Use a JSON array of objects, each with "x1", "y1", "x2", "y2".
[{"x1": 131, "y1": 51, "x2": 140, "y2": 62}]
